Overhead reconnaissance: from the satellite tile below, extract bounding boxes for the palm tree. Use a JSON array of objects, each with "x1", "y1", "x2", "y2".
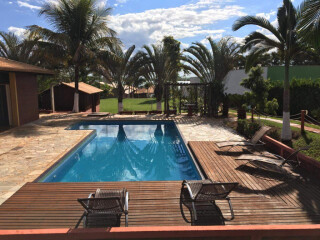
[
  {"x1": 138, "y1": 44, "x2": 177, "y2": 111},
  {"x1": 232, "y1": 0, "x2": 304, "y2": 141},
  {"x1": 97, "y1": 44, "x2": 136, "y2": 112},
  {"x1": 298, "y1": 0, "x2": 320, "y2": 47},
  {"x1": 28, "y1": 0, "x2": 117, "y2": 112},
  {"x1": 0, "y1": 31, "x2": 40, "y2": 64},
  {"x1": 182, "y1": 37, "x2": 240, "y2": 116}
]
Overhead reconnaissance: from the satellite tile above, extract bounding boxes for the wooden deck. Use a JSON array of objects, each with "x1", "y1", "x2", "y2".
[{"x1": 0, "y1": 141, "x2": 320, "y2": 229}]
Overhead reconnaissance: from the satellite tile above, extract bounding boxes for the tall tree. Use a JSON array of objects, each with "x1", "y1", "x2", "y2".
[
  {"x1": 163, "y1": 36, "x2": 182, "y2": 83},
  {"x1": 138, "y1": 44, "x2": 177, "y2": 111},
  {"x1": 232, "y1": 0, "x2": 304, "y2": 141},
  {"x1": 182, "y1": 37, "x2": 240, "y2": 116},
  {"x1": 29, "y1": 0, "x2": 117, "y2": 112},
  {"x1": 97, "y1": 45, "x2": 136, "y2": 112}
]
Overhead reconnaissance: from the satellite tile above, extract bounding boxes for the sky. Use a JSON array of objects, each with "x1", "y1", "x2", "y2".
[{"x1": 0, "y1": 0, "x2": 304, "y2": 50}]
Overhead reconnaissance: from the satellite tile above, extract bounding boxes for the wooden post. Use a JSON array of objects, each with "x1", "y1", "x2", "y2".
[
  {"x1": 50, "y1": 85, "x2": 55, "y2": 113},
  {"x1": 301, "y1": 110, "x2": 306, "y2": 133}
]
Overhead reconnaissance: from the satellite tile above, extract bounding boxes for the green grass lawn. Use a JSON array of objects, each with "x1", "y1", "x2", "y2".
[
  {"x1": 253, "y1": 119, "x2": 320, "y2": 161},
  {"x1": 227, "y1": 117, "x2": 320, "y2": 161},
  {"x1": 229, "y1": 108, "x2": 320, "y2": 130},
  {"x1": 261, "y1": 119, "x2": 320, "y2": 162},
  {"x1": 100, "y1": 98, "x2": 164, "y2": 113}
]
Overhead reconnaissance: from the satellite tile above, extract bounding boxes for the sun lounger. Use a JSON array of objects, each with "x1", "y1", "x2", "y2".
[
  {"x1": 216, "y1": 126, "x2": 271, "y2": 151},
  {"x1": 236, "y1": 146, "x2": 311, "y2": 174}
]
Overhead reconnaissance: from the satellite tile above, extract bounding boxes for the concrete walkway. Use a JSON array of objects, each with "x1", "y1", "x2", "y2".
[
  {"x1": 257, "y1": 116, "x2": 320, "y2": 134},
  {"x1": 0, "y1": 113, "x2": 243, "y2": 205}
]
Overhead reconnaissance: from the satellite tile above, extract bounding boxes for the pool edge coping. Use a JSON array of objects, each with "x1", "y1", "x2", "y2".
[{"x1": 33, "y1": 130, "x2": 96, "y2": 182}]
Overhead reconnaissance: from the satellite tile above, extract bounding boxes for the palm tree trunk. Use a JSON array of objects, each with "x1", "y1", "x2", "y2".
[
  {"x1": 155, "y1": 84, "x2": 163, "y2": 111},
  {"x1": 72, "y1": 64, "x2": 80, "y2": 113},
  {"x1": 281, "y1": 57, "x2": 292, "y2": 141},
  {"x1": 118, "y1": 82, "x2": 123, "y2": 113}
]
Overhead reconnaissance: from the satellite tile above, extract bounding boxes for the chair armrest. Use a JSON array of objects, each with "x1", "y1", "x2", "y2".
[
  {"x1": 184, "y1": 182, "x2": 197, "y2": 200},
  {"x1": 77, "y1": 193, "x2": 93, "y2": 210}
]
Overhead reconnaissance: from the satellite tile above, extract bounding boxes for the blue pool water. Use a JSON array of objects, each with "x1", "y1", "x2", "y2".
[{"x1": 40, "y1": 121, "x2": 201, "y2": 182}]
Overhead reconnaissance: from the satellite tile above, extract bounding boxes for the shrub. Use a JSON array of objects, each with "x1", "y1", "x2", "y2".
[
  {"x1": 236, "y1": 119, "x2": 261, "y2": 138},
  {"x1": 228, "y1": 94, "x2": 247, "y2": 108},
  {"x1": 237, "y1": 119, "x2": 247, "y2": 135},
  {"x1": 246, "y1": 121, "x2": 261, "y2": 137},
  {"x1": 268, "y1": 128, "x2": 281, "y2": 141},
  {"x1": 265, "y1": 98, "x2": 279, "y2": 115},
  {"x1": 311, "y1": 108, "x2": 320, "y2": 121}
]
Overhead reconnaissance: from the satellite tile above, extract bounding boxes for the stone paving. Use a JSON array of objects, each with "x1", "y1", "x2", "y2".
[{"x1": 0, "y1": 113, "x2": 243, "y2": 205}]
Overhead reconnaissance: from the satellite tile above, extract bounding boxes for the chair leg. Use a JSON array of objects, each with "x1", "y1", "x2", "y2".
[
  {"x1": 125, "y1": 213, "x2": 128, "y2": 227},
  {"x1": 125, "y1": 191, "x2": 129, "y2": 227},
  {"x1": 224, "y1": 197, "x2": 235, "y2": 221},
  {"x1": 83, "y1": 215, "x2": 87, "y2": 228},
  {"x1": 192, "y1": 202, "x2": 197, "y2": 221}
]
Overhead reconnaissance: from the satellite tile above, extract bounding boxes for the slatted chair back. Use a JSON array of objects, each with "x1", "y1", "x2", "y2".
[
  {"x1": 78, "y1": 188, "x2": 126, "y2": 215},
  {"x1": 195, "y1": 182, "x2": 238, "y2": 201},
  {"x1": 250, "y1": 126, "x2": 271, "y2": 144}
]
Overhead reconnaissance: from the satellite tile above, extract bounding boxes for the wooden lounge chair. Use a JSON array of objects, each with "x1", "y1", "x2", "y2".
[
  {"x1": 216, "y1": 126, "x2": 271, "y2": 151},
  {"x1": 236, "y1": 146, "x2": 311, "y2": 174},
  {"x1": 181, "y1": 179, "x2": 238, "y2": 221},
  {"x1": 77, "y1": 188, "x2": 129, "y2": 228}
]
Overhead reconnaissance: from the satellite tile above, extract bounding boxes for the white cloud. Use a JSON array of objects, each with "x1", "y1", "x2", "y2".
[
  {"x1": 256, "y1": 10, "x2": 276, "y2": 20},
  {"x1": 233, "y1": 36, "x2": 245, "y2": 45},
  {"x1": 96, "y1": 0, "x2": 108, "y2": 9},
  {"x1": 17, "y1": 1, "x2": 41, "y2": 10},
  {"x1": 180, "y1": 42, "x2": 190, "y2": 49},
  {"x1": 200, "y1": 31, "x2": 226, "y2": 45},
  {"x1": 116, "y1": 0, "x2": 128, "y2": 3},
  {"x1": 8, "y1": 26, "x2": 28, "y2": 39},
  {"x1": 109, "y1": 0, "x2": 245, "y2": 48}
]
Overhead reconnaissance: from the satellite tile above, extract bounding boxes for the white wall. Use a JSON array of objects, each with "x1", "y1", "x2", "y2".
[{"x1": 223, "y1": 68, "x2": 268, "y2": 95}]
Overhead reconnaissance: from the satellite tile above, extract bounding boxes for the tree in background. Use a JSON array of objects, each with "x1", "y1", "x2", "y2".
[
  {"x1": 163, "y1": 36, "x2": 182, "y2": 83},
  {"x1": 137, "y1": 44, "x2": 177, "y2": 111},
  {"x1": 241, "y1": 66, "x2": 278, "y2": 119},
  {"x1": 97, "y1": 45, "x2": 136, "y2": 112},
  {"x1": 29, "y1": 0, "x2": 118, "y2": 112},
  {"x1": 163, "y1": 36, "x2": 182, "y2": 109},
  {"x1": 182, "y1": 37, "x2": 240, "y2": 116},
  {"x1": 0, "y1": 31, "x2": 40, "y2": 64},
  {"x1": 233, "y1": 0, "x2": 305, "y2": 141}
]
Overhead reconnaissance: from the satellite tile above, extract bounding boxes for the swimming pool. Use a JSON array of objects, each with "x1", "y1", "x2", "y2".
[{"x1": 39, "y1": 120, "x2": 201, "y2": 182}]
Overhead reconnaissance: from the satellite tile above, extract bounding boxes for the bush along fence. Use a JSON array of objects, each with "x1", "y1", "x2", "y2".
[
  {"x1": 228, "y1": 78, "x2": 320, "y2": 123},
  {"x1": 268, "y1": 78, "x2": 320, "y2": 117}
]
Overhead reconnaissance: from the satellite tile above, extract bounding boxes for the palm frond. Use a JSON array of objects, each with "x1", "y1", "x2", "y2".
[{"x1": 233, "y1": 16, "x2": 284, "y2": 42}]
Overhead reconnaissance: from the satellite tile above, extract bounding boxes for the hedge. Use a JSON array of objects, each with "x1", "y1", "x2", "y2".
[{"x1": 268, "y1": 78, "x2": 320, "y2": 116}]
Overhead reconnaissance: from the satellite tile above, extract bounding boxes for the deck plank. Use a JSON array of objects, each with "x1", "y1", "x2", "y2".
[{"x1": 0, "y1": 141, "x2": 320, "y2": 229}]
